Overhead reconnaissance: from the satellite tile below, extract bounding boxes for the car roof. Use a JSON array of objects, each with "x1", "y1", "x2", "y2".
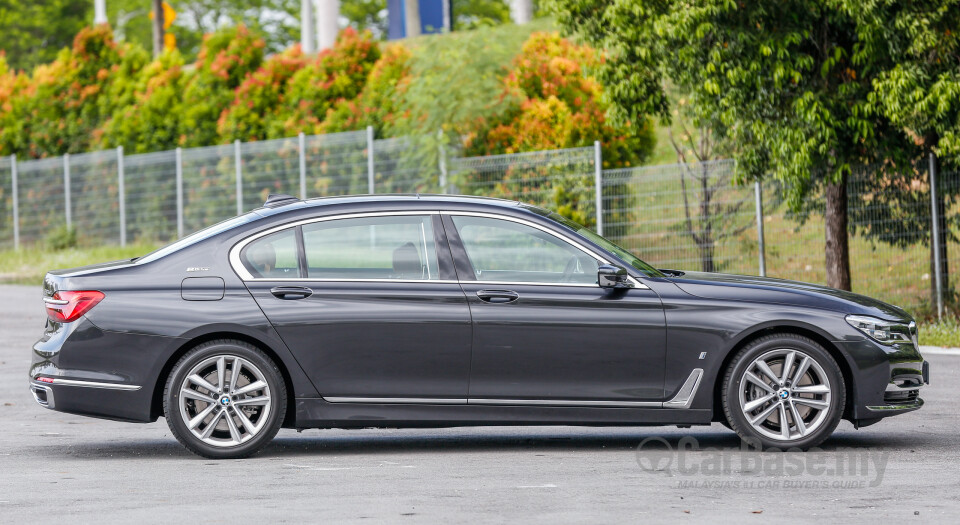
[{"x1": 250, "y1": 194, "x2": 528, "y2": 218}]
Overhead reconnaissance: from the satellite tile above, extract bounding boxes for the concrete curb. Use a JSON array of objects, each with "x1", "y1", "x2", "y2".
[{"x1": 919, "y1": 345, "x2": 960, "y2": 356}]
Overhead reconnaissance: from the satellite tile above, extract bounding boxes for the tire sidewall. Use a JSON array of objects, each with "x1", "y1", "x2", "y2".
[
  {"x1": 164, "y1": 340, "x2": 286, "y2": 459},
  {"x1": 723, "y1": 335, "x2": 845, "y2": 450}
]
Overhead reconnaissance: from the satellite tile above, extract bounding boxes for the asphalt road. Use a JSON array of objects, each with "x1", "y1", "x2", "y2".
[{"x1": 1, "y1": 283, "x2": 958, "y2": 523}]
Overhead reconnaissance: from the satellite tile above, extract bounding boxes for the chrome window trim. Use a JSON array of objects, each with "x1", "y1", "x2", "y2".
[
  {"x1": 228, "y1": 209, "x2": 648, "y2": 289},
  {"x1": 443, "y1": 211, "x2": 647, "y2": 289},
  {"x1": 230, "y1": 211, "x2": 441, "y2": 281}
]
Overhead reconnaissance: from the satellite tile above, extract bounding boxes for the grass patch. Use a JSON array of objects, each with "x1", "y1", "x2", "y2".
[
  {"x1": 918, "y1": 317, "x2": 960, "y2": 347},
  {"x1": 0, "y1": 243, "x2": 159, "y2": 286}
]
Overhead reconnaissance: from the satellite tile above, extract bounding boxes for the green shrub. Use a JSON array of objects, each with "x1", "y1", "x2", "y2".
[{"x1": 44, "y1": 225, "x2": 77, "y2": 251}]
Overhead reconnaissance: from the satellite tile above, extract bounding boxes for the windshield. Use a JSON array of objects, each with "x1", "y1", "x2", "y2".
[
  {"x1": 540, "y1": 210, "x2": 665, "y2": 278},
  {"x1": 135, "y1": 214, "x2": 257, "y2": 264}
]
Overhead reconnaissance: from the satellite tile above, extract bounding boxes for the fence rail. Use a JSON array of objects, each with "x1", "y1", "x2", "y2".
[{"x1": 1, "y1": 129, "x2": 957, "y2": 316}]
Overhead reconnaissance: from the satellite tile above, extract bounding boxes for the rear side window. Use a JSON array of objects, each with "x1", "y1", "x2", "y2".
[
  {"x1": 301, "y1": 215, "x2": 440, "y2": 280},
  {"x1": 240, "y1": 228, "x2": 301, "y2": 279}
]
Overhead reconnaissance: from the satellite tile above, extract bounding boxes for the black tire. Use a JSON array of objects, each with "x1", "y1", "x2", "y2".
[
  {"x1": 163, "y1": 340, "x2": 286, "y2": 459},
  {"x1": 722, "y1": 334, "x2": 845, "y2": 450}
]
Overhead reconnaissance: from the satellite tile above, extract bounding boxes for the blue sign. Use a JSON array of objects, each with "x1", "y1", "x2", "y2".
[{"x1": 388, "y1": 0, "x2": 452, "y2": 40}]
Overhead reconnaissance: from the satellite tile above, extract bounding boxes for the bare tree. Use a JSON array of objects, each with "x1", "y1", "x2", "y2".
[{"x1": 668, "y1": 118, "x2": 751, "y2": 273}]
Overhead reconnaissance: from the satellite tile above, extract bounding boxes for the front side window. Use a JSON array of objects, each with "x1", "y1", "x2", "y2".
[
  {"x1": 302, "y1": 215, "x2": 440, "y2": 280},
  {"x1": 240, "y1": 228, "x2": 301, "y2": 279},
  {"x1": 451, "y1": 215, "x2": 599, "y2": 284}
]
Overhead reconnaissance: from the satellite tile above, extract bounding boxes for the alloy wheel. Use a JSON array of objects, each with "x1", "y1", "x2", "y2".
[
  {"x1": 737, "y1": 348, "x2": 832, "y2": 442},
  {"x1": 177, "y1": 354, "x2": 272, "y2": 448}
]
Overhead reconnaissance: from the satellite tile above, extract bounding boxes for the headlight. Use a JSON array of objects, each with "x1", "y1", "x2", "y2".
[{"x1": 845, "y1": 314, "x2": 915, "y2": 345}]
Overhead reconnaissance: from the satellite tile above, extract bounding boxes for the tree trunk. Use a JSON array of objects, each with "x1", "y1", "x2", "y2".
[
  {"x1": 929, "y1": 191, "x2": 950, "y2": 307},
  {"x1": 404, "y1": 0, "x2": 421, "y2": 37},
  {"x1": 511, "y1": 0, "x2": 533, "y2": 24},
  {"x1": 698, "y1": 164, "x2": 715, "y2": 272},
  {"x1": 152, "y1": 0, "x2": 164, "y2": 58},
  {"x1": 824, "y1": 176, "x2": 851, "y2": 290}
]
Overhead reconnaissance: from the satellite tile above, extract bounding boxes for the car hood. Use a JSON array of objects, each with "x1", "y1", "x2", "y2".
[{"x1": 665, "y1": 271, "x2": 912, "y2": 321}]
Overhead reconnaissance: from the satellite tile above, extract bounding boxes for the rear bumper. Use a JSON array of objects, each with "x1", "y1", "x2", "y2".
[{"x1": 28, "y1": 377, "x2": 151, "y2": 423}]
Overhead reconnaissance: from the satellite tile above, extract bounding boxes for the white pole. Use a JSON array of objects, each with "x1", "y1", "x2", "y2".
[
  {"x1": 754, "y1": 181, "x2": 766, "y2": 277},
  {"x1": 366, "y1": 125, "x2": 375, "y2": 194},
  {"x1": 930, "y1": 152, "x2": 944, "y2": 320},
  {"x1": 175, "y1": 147, "x2": 183, "y2": 238},
  {"x1": 118, "y1": 146, "x2": 126, "y2": 247},
  {"x1": 404, "y1": 0, "x2": 421, "y2": 37},
  {"x1": 510, "y1": 0, "x2": 533, "y2": 25},
  {"x1": 235, "y1": 140, "x2": 243, "y2": 215},
  {"x1": 300, "y1": 0, "x2": 315, "y2": 54},
  {"x1": 315, "y1": 0, "x2": 340, "y2": 51},
  {"x1": 63, "y1": 154, "x2": 72, "y2": 229},
  {"x1": 94, "y1": 0, "x2": 108, "y2": 25},
  {"x1": 298, "y1": 132, "x2": 308, "y2": 199},
  {"x1": 10, "y1": 155, "x2": 18, "y2": 250},
  {"x1": 438, "y1": 128, "x2": 447, "y2": 194},
  {"x1": 593, "y1": 141, "x2": 603, "y2": 236}
]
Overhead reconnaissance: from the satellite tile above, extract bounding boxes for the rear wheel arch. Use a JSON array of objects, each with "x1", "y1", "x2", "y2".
[
  {"x1": 150, "y1": 331, "x2": 297, "y2": 428},
  {"x1": 710, "y1": 324, "x2": 856, "y2": 423}
]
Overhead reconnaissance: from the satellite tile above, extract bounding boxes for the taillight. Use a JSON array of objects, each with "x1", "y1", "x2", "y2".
[{"x1": 44, "y1": 291, "x2": 104, "y2": 323}]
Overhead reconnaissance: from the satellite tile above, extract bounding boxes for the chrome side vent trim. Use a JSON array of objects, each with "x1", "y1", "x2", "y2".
[{"x1": 663, "y1": 368, "x2": 704, "y2": 409}]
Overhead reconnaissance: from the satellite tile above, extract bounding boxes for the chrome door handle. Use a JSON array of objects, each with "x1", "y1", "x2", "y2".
[
  {"x1": 476, "y1": 290, "x2": 519, "y2": 304},
  {"x1": 270, "y1": 286, "x2": 313, "y2": 299}
]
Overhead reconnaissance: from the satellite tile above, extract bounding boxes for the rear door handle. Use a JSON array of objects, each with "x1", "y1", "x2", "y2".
[
  {"x1": 476, "y1": 289, "x2": 519, "y2": 304},
  {"x1": 270, "y1": 286, "x2": 313, "y2": 300}
]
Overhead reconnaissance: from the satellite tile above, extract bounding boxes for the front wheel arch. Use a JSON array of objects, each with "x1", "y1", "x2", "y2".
[
  {"x1": 710, "y1": 325, "x2": 856, "y2": 423},
  {"x1": 150, "y1": 331, "x2": 297, "y2": 428}
]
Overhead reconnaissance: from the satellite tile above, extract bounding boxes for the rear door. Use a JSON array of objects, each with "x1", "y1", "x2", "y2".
[{"x1": 239, "y1": 212, "x2": 473, "y2": 401}]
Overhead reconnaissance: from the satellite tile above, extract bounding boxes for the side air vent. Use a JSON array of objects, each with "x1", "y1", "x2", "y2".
[{"x1": 264, "y1": 194, "x2": 300, "y2": 208}]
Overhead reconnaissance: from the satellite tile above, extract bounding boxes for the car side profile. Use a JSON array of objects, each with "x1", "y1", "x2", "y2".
[{"x1": 30, "y1": 194, "x2": 929, "y2": 458}]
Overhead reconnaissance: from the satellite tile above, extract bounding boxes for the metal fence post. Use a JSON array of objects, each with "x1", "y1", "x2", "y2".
[
  {"x1": 175, "y1": 147, "x2": 184, "y2": 239},
  {"x1": 366, "y1": 126, "x2": 375, "y2": 194},
  {"x1": 438, "y1": 129, "x2": 448, "y2": 194},
  {"x1": 593, "y1": 141, "x2": 603, "y2": 236},
  {"x1": 63, "y1": 153, "x2": 72, "y2": 229},
  {"x1": 10, "y1": 154, "x2": 18, "y2": 250},
  {"x1": 298, "y1": 132, "x2": 307, "y2": 199},
  {"x1": 117, "y1": 146, "x2": 126, "y2": 247},
  {"x1": 755, "y1": 180, "x2": 766, "y2": 277},
  {"x1": 235, "y1": 140, "x2": 243, "y2": 215},
  {"x1": 930, "y1": 152, "x2": 944, "y2": 320}
]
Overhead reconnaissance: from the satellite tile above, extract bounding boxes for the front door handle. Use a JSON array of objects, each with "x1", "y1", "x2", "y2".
[
  {"x1": 270, "y1": 286, "x2": 313, "y2": 300},
  {"x1": 476, "y1": 289, "x2": 519, "y2": 304}
]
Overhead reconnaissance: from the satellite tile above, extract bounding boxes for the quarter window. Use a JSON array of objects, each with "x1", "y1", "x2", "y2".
[
  {"x1": 240, "y1": 228, "x2": 301, "y2": 279},
  {"x1": 451, "y1": 215, "x2": 599, "y2": 284},
  {"x1": 301, "y1": 215, "x2": 440, "y2": 280}
]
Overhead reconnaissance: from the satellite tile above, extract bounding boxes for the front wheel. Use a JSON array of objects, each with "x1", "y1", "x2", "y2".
[
  {"x1": 163, "y1": 340, "x2": 287, "y2": 459},
  {"x1": 722, "y1": 334, "x2": 845, "y2": 450}
]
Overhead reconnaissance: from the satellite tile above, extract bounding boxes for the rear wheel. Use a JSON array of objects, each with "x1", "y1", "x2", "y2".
[
  {"x1": 722, "y1": 334, "x2": 845, "y2": 450},
  {"x1": 163, "y1": 340, "x2": 286, "y2": 459}
]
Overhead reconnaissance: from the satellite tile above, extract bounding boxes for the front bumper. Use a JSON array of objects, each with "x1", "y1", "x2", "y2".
[{"x1": 835, "y1": 337, "x2": 929, "y2": 420}]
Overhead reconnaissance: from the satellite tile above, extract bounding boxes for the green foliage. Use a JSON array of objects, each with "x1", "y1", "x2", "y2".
[
  {"x1": 452, "y1": 0, "x2": 512, "y2": 30},
  {"x1": 44, "y1": 225, "x2": 77, "y2": 251},
  {"x1": 271, "y1": 28, "x2": 381, "y2": 138},
  {"x1": 322, "y1": 43, "x2": 413, "y2": 136},
  {"x1": 0, "y1": 0, "x2": 91, "y2": 72},
  {"x1": 341, "y1": 0, "x2": 389, "y2": 38},
  {"x1": 179, "y1": 24, "x2": 266, "y2": 147}
]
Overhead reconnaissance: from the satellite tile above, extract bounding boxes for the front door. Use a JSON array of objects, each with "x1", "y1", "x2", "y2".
[
  {"x1": 241, "y1": 213, "x2": 472, "y2": 400},
  {"x1": 445, "y1": 213, "x2": 666, "y2": 403}
]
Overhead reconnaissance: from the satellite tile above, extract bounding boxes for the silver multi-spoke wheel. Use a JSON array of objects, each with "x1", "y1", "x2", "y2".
[
  {"x1": 738, "y1": 348, "x2": 832, "y2": 442},
  {"x1": 178, "y1": 354, "x2": 272, "y2": 448}
]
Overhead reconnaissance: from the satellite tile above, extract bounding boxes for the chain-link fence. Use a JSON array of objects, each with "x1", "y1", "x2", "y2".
[{"x1": 2, "y1": 129, "x2": 958, "y2": 317}]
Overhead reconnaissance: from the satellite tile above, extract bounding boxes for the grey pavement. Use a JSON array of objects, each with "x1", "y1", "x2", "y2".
[{"x1": 1, "y1": 284, "x2": 958, "y2": 523}]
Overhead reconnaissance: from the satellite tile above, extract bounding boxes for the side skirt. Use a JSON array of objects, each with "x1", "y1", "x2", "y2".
[{"x1": 294, "y1": 399, "x2": 713, "y2": 429}]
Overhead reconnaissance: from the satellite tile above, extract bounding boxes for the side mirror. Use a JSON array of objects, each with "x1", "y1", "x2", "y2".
[{"x1": 598, "y1": 265, "x2": 631, "y2": 289}]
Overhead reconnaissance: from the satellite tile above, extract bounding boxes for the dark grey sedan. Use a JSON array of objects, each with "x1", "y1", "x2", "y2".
[{"x1": 29, "y1": 194, "x2": 929, "y2": 458}]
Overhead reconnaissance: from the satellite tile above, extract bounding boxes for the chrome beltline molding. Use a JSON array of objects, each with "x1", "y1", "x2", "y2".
[
  {"x1": 324, "y1": 369, "x2": 704, "y2": 409},
  {"x1": 33, "y1": 378, "x2": 142, "y2": 391}
]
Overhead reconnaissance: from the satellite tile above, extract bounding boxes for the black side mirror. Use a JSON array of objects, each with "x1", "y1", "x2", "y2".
[{"x1": 598, "y1": 265, "x2": 631, "y2": 289}]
